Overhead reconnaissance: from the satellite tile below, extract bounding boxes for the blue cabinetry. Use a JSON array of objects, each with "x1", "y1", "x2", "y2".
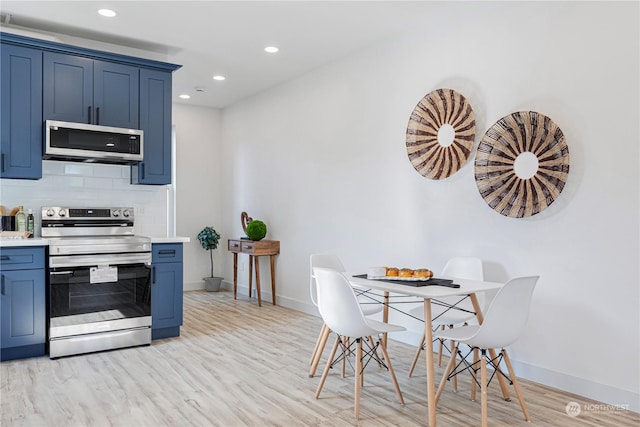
[
  {"x1": 43, "y1": 52, "x2": 139, "y2": 128},
  {"x1": 0, "y1": 247, "x2": 46, "y2": 361},
  {"x1": 0, "y1": 44, "x2": 43, "y2": 180},
  {"x1": 1, "y1": 32, "x2": 181, "y2": 184},
  {"x1": 132, "y1": 69, "x2": 172, "y2": 185},
  {"x1": 151, "y1": 243, "x2": 183, "y2": 340}
]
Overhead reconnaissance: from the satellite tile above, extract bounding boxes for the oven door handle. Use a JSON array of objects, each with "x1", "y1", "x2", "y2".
[{"x1": 50, "y1": 271, "x2": 75, "y2": 276}]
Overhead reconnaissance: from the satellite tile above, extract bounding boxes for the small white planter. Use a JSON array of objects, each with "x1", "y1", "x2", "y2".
[{"x1": 203, "y1": 277, "x2": 223, "y2": 292}]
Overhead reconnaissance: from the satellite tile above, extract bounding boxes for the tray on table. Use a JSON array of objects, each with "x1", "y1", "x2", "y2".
[{"x1": 353, "y1": 274, "x2": 460, "y2": 288}]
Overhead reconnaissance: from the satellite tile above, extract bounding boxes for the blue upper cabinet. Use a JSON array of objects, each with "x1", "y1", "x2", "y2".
[
  {"x1": 43, "y1": 52, "x2": 139, "y2": 128},
  {"x1": 2, "y1": 32, "x2": 180, "y2": 184},
  {"x1": 132, "y1": 69, "x2": 172, "y2": 185},
  {"x1": 0, "y1": 44, "x2": 43, "y2": 180}
]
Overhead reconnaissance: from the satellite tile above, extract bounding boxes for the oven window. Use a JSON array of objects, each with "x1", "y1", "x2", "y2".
[{"x1": 50, "y1": 264, "x2": 151, "y2": 327}]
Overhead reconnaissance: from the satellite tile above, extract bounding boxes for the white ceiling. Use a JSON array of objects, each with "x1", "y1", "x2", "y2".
[{"x1": 0, "y1": 1, "x2": 438, "y2": 109}]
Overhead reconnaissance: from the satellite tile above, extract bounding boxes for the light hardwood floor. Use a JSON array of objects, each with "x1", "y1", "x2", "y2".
[{"x1": 2, "y1": 290, "x2": 638, "y2": 426}]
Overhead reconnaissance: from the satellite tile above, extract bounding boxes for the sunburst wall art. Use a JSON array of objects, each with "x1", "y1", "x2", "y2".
[
  {"x1": 474, "y1": 111, "x2": 570, "y2": 218},
  {"x1": 406, "y1": 88, "x2": 476, "y2": 180}
]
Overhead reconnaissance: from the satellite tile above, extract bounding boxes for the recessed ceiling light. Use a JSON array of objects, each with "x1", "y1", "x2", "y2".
[
  {"x1": 179, "y1": 94, "x2": 191, "y2": 99},
  {"x1": 98, "y1": 9, "x2": 117, "y2": 17},
  {"x1": 212, "y1": 75, "x2": 225, "y2": 81},
  {"x1": 264, "y1": 46, "x2": 279, "y2": 53}
]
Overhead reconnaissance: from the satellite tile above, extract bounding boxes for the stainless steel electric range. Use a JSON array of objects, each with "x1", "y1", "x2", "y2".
[{"x1": 42, "y1": 207, "x2": 152, "y2": 358}]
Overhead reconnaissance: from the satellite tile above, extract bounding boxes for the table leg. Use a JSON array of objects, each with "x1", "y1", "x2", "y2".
[
  {"x1": 254, "y1": 255, "x2": 262, "y2": 307},
  {"x1": 232, "y1": 252, "x2": 238, "y2": 300},
  {"x1": 424, "y1": 298, "x2": 436, "y2": 426},
  {"x1": 270, "y1": 254, "x2": 276, "y2": 305},
  {"x1": 382, "y1": 291, "x2": 390, "y2": 348},
  {"x1": 469, "y1": 293, "x2": 511, "y2": 400},
  {"x1": 248, "y1": 255, "x2": 253, "y2": 298}
]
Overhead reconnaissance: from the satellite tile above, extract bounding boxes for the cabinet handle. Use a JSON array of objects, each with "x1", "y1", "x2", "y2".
[
  {"x1": 1, "y1": 153, "x2": 4, "y2": 173},
  {"x1": 88, "y1": 106, "x2": 92, "y2": 124},
  {"x1": 158, "y1": 250, "x2": 175, "y2": 255},
  {"x1": 96, "y1": 107, "x2": 100, "y2": 125},
  {"x1": 152, "y1": 266, "x2": 156, "y2": 284},
  {"x1": 1, "y1": 274, "x2": 5, "y2": 295},
  {"x1": 140, "y1": 163, "x2": 145, "y2": 179},
  {"x1": 0, "y1": 255, "x2": 9, "y2": 261}
]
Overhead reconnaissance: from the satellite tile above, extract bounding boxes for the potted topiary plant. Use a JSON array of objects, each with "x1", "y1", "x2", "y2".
[{"x1": 197, "y1": 226, "x2": 223, "y2": 291}]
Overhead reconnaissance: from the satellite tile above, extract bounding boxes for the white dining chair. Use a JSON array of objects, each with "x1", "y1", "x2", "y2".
[
  {"x1": 408, "y1": 256, "x2": 485, "y2": 381},
  {"x1": 434, "y1": 275, "x2": 539, "y2": 427},
  {"x1": 308, "y1": 253, "x2": 382, "y2": 377},
  {"x1": 313, "y1": 267, "x2": 405, "y2": 420}
]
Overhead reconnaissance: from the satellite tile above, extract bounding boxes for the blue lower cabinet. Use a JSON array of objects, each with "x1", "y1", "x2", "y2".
[
  {"x1": 0, "y1": 247, "x2": 46, "y2": 361},
  {"x1": 151, "y1": 244, "x2": 183, "y2": 340}
]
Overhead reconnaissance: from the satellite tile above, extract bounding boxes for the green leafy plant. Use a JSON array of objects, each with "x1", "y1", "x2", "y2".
[
  {"x1": 198, "y1": 226, "x2": 221, "y2": 277},
  {"x1": 245, "y1": 220, "x2": 267, "y2": 241}
]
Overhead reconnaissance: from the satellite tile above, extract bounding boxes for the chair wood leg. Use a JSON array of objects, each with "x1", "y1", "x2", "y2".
[
  {"x1": 310, "y1": 323, "x2": 327, "y2": 365},
  {"x1": 378, "y1": 338, "x2": 404, "y2": 405},
  {"x1": 355, "y1": 339, "x2": 362, "y2": 419},
  {"x1": 437, "y1": 325, "x2": 445, "y2": 366},
  {"x1": 341, "y1": 337, "x2": 350, "y2": 378},
  {"x1": 309, "y1": 324, "x2": 331, "y2": 377},
  {"x1": 450, "y1": 336, "x2": 458, "y2": 392},
  {"x1": 480, "y1": 350, "x2": 488, "y2": 427},
  {"x1": 471, "y1": 347, "x2": 479, "y2": 401},
  {"x1": 435, "y1": 343, "x2": 458, "y2": 405},
  {"x1": 502, "y1": 349, "x2": 531, "y2": 421},
  {"x1": 316, "y1": 336, "x2": 340, "y2": 399},
  {"x1": 408, "y1": 332, "x2": 425, "y2": 378}
]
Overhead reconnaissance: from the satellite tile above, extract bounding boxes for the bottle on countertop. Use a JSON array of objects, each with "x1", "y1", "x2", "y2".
[
  {"x1": 15, "y1": 205, "x2": 27, "y2": 232},
  {"x1": 27, "y1": 209, "x2": 34, "y2": 238}
]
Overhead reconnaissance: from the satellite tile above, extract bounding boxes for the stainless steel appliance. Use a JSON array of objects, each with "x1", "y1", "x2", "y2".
[
  {"x1": 42, "y1": 207, "x2": 152, "y2": 358},
  {"x1": 44, "y1": 120, "x2": 144, "y2": 164}
]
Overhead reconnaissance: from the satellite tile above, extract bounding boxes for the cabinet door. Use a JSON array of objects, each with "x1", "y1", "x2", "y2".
[
  {"x1": 0, "y1": 44, "x2": 42, "y2": 180},
  {"x1": 94, "y1": 61, "x2": 139, "y2": 128},
  {"x1": 0, "y1": 269, "x2": 46, "y2": 349},
  {"x1": 43, "y1": 52, "x2": 93, "y2": 124},
  {"x1": 133, "y1": 69, "x2": 172, "y2": 185},
  {"x1": 151, "y1": 262, "x2": 183, "y2": 330}
]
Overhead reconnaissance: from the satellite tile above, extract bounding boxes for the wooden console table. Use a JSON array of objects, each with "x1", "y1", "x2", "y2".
[{"x1": 228, "y1": 239, "x2": 280, "y2": 306}]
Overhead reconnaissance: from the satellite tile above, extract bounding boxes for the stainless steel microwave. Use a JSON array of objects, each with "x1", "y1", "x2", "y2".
[{"x1": 44, "y1": 120, "x2": 144, "y2": 164}]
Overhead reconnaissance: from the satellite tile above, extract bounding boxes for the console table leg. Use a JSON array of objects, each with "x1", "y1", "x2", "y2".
[
  {"x1": 233, "y1": 253, "x2": 238, "y2": 300},
  {"x1": 248, "y1": 255, "x2": 253, "y2": 298},
  {"x1": 270, "y1": 254, "x2": 276, "y2": 305},
  {"x1": 254, "y1": 256, "x2": 262, "y2": 307}
]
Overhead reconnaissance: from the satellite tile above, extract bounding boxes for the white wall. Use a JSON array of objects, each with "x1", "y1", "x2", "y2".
[
  {"x1": 220, "y1": 2, "x2": 639, "y2": 411},
  {"x1": 173, "y1": 104, "x2": 223, "y2": 289}
]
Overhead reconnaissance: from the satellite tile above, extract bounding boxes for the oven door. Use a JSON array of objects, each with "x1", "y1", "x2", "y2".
[{"x1": 49, "y1": 258, "x2": 151, "y2": 339}]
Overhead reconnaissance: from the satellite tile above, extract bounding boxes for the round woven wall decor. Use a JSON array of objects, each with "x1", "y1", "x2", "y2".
[
  {"x1": 406, "y1": 88, "x2": 476, "y2": 180},
  {"x1": 474, "y1": 111, "x2": 570, "y2": 218}
]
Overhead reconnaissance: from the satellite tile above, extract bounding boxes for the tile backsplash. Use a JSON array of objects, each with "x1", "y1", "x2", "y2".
[{"x1": 0, "y1": 160, "x2": 169, "y2": 237}]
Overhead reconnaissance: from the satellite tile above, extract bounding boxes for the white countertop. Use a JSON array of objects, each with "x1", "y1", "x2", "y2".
[
  {"x1": 0, "y1": 238, "x2": 50, "y2": 247},
  {"x1": 149, "y1": 236, "x2": 191, "y2": 243},
  {"x1": 0, "y1": 236, "x2": 190, "y2": 247}
]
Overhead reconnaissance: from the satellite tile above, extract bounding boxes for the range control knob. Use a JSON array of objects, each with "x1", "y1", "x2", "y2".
[
  {"x1": 112, "y1": 209, "x2": 121, "y2": 217},
  {"x1": 122, "y1": 209, "x2": 131, "y2": 218},
  {"x1": 46, "y1": 209, "x2": 55, "y2": 217},
  {"x1": 58, "y1": 209, "x2": 67, "y2": 217}
]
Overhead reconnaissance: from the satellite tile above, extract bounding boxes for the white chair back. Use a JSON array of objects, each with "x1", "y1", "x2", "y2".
[
  {"x1": 434, "y1": 256, "x2": 485, "y2": 324},
  {"x1": 309, "y1": 253, "x2": 346, "y2": 306},
  {"x1": 468, "y1": 276, "x2": 539, "y2": 349},
  {"x1": 313, "y1": 267, "x2": 377, "y2": 338}
]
